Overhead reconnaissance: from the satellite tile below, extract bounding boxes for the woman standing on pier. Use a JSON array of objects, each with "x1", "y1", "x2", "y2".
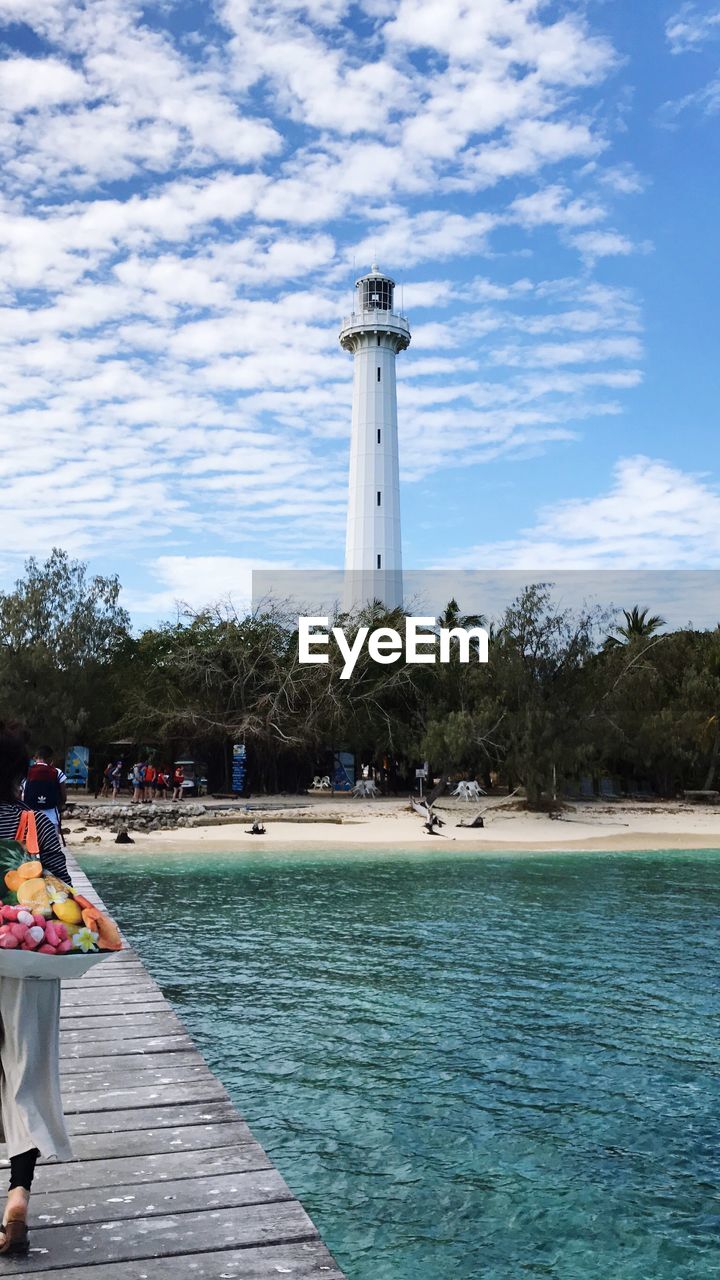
[{"x1": 0, "y1": 724, "x2": 73, "y2": 1256}]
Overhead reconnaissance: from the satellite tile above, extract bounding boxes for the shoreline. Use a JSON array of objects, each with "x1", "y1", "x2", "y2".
[{"x1": 65, "y1": 796, "x2": 720, "y2": 856}]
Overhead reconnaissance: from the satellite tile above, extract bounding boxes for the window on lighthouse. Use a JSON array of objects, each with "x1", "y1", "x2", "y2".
[
  {"x1": 362, "y1": 278, "x2": 393, "y2": 310},
  {"x1": 377, "y1": 554, "x2": 382, "y2": 569},
  {"x1": 377, "y1": 490, "x2": 381, "y2": 506},
  {"x1": 377, "y1": 367, "x2": 381, "y2": 382}
]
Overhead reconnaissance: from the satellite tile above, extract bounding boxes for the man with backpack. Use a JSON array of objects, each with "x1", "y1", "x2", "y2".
[{"x1": 23, "y1": 746, "x2": 67, "y2": 831}]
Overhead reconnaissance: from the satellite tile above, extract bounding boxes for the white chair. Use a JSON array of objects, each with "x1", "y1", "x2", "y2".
[
  {"x1": 452, "y1": 780, "x2": 485, "y2": 802},
  {"x1": 352, "y1": 779, "x2": 379, "y2": 798}
]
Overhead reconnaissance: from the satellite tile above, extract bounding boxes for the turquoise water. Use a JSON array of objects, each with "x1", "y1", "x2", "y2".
[{"x1": 80, "y1": 848, "x2": 720, "y2": 1279}]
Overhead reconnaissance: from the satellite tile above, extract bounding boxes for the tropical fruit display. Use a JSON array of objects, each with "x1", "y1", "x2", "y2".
[{"x1": 0, "y1": 841, "x2": 122, "y2": 954}]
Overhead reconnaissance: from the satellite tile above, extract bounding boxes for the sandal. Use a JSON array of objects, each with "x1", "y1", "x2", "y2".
[{"x1": 0, "y1": 1218, "x2": 29, "y2": 1256}]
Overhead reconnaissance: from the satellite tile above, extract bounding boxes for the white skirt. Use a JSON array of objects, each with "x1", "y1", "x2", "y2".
[{"x1": 0, "y1": 977, "x2": 73, "y2": 1162}]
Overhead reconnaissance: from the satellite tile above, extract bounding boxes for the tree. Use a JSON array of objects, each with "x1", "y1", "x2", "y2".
[
  {"x1": 0, "y1": 549, "x2": 131, "y2": 752},
  {"x1": 605, "y1": 605, "x2": 665, "y2": 648},
  {"x1": 490, "y1": 585, "x2": 605, "y2": 807}
]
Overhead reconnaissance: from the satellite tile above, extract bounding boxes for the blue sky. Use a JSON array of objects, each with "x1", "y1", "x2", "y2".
[{"x1": 0, "y1": 0, "x2": 719, "y2": 622}]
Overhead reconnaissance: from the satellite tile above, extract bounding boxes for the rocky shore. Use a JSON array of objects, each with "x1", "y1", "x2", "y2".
[{"x1": 65, "y1": 801, "x2": 222, "y2": 834}]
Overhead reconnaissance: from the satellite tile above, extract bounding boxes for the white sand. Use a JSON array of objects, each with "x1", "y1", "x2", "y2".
[{"x1": 65, "y1": 796, "x2": 720, "y2": 856}]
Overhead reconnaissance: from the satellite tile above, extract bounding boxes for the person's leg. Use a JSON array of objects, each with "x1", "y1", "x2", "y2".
[{"x1": 4, "y1": 1147, "x2": 38, "y2": 1224}]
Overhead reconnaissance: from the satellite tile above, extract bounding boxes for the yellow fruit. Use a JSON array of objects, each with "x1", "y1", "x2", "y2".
[
  {"x1": 52, "y1": 899, "x2": 83, "y2": 926},
  {"x1": 17, "y1": 880, "x2": 52, "y2": 914}
]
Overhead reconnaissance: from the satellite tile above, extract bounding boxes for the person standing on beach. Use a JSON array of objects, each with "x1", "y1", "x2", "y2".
[
  {"x1": 109, "y1": 761, "x2": 123, "y2": 801},
  {"x1": 130, "y1": 762, "x2": 144, "y2": 804},
  {"x1": 144, "y1": 761, "x2": 156, "y2": 803},
  {"x1": 0, "y1": 723, "x2": 73, "y2": 1256},
  {"x1": 172, "y1": 764, "x2": 184, "y2": 801},
  {"x1": 96, "y1": 761, "x2": 113, "y2": 799}
]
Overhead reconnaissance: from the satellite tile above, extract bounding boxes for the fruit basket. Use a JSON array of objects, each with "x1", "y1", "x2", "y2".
[{"x1": 0, "y1": 836, "x2": 123, "y2": 980}]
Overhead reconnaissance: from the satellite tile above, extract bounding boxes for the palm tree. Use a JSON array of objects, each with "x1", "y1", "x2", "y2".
[
  {"x1": 605, "y1": 605, "x2": 665, "y2": 648},
  {"x1": 437, "y1": 597, "x2": 487, "y2": 630}
]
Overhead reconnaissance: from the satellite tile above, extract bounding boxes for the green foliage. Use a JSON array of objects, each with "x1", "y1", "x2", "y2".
[
  {"x1": 0, "y1": 840, "x2": 27, "y2": 871},
  {"x1": 2, "y1": 553, "x2": 720, "y2": 800},
  {"x1": 0, "y1": 548, "x2": 131, "y2": 751}
]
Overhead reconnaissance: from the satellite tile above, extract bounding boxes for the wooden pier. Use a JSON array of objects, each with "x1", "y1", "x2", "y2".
[{"x1": 1, "y1": 859, "x2": 346, "y2": 1279}]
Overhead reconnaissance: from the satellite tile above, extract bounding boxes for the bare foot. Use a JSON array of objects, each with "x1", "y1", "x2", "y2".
[{"x1": 3, "y1": 1186, "x2": 29, "y2": 1227}]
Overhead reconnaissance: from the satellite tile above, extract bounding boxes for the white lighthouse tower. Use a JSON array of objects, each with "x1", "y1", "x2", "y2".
[{"x1": 339, "y1": 264, "x2": 410, "y2": 612}]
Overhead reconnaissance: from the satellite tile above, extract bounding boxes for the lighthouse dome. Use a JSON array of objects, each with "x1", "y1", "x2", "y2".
[{"x1": 356, "y1": 263, "x2": 395, "y2": 313}]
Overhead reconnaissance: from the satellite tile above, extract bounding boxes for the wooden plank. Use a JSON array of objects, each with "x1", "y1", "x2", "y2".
[
  {"x1": 61, "y1": 977, "x2": 156, "y2": 998},
  {"x1": 61, "y1": 986, "x2": 166, "y2": 1002},
  {"x1": 60, "y1": 996, "x2": 168, "y2": 1012},
  {"x1": 61, "y1": 977, "x2": 161, "y2": 998},
  {"x1": 62, "y1": 1078, "x2": 229, "y2": 1113},
  {"x1": 35, "y1": 1120, "x2": 254, "y2": 1163},
  {"x1": 61, "y1": 1065, "x2": 217, "y2": 1093},
  {"x1": 59, "y1": 1012, "x2": 184, "y2": 1033},
  {"x1": 30, "y1": 1168, "x2": 292, "y2": 1228},
  {"x1": 60, "y1": 1080, "x2": 226, "y2": 1111},
  {"x1": 59, "y1": 1003, "x2": 170, "y2": 1020},
  {"x1": 10, "y1": 1201, "x2": 318, "y2": 1271},
  {"x1": 7, "y1": 1238, "x2": 346, "y2": 1279},
  {"x1": 29, "y1": 1145, "x2": 273, "y2": 1194},
  {"x1": 60, "y1": 1034, "x2": 193, "y2": 1056},
  {"x1": 61, "y1": 1100, "x2": 241, "y2": 1136},
  {"x1": 60, "y1": 1049, "x2": 200, "y2": 1075},
  {"x1": 62, "y1": 962, "x2": 155, "y2": 979}
]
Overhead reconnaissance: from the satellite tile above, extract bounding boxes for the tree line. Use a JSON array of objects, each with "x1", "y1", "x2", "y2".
[{"x1": 1, "y1": 550, "x2": 718, "y2": 805}]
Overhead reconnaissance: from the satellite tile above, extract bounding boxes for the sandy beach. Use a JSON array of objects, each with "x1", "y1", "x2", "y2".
[{"x1": 64, "y1": 794, "x2": 720, "y2": 855}]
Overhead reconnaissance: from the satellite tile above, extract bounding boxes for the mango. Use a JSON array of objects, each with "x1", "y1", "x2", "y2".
[{"x1": 52, "y1": 899, "x2": 83, "y2": 926}]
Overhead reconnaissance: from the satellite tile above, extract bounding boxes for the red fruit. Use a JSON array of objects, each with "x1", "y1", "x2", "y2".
[
  {"x1": 54, "y1": 922, "x2": 68, "y2": 941},
  {"x1": 45, "y1": 923, "x2": 59, "y2": 948},
  {"x1": 1, "y1": 905, "x2": 19, "y2": 922},
  {"x1": 32, "y1": 913, "x2": 46, "y2": 928},
  {"x1": 57, "y1": 939, "x2": 73, "y2": 953},
  {"x1": 9, "y1": 923, "x2": 27, "y2": 942},
  {"x1": 21, "y1": 939, "x2": 39, "y2": 950},
  {"x1": 38, "y1": 944, "x2": 57, "y2": 954},
  {"x1": 0, "y1": 935, "x2": 19, "y2": 949}
]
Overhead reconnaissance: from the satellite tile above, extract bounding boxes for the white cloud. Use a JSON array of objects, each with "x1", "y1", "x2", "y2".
[
  {"x1": 666, "y1": 4, "x2": 720, "y2": 54},
  {"x1": 509, "y1": 184, "x2": 606, "y2": 229},
  {"x1": 570, "y1": 229, "x2": 639, "y2": 259},
  {"x1": 123, "y1": 555, "x2": 285, "y2": 617},
  {"x1": 0, "y1": 56, "x2": 88, "y2": 112},
  {"x1": 458, "y1": 457, "x2": 720, "y2": 569}
]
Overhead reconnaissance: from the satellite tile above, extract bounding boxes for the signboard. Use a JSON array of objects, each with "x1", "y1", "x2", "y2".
[
  {"x1": 415, "y1": 767, "x2": 428, "y2": 779},
  {"x1": 333, "y1": 751, "x2": 354, "y2": 791},
  {"x1": 65, "y1": 745, "x2": 89, "y2": 789},
  {"x1": 232, "y1": 743, "x2": 247, "y2": 793}
]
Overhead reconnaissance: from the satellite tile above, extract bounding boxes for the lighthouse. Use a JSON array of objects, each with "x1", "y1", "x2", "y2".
[{"x1": 340, "y1": 264, "x2": 411, "y2": 612}]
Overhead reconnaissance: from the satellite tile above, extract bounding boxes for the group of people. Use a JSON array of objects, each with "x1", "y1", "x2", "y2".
[
  {"x1": 96, "y1": 760, "x2": 186, "y2": 803},
  {"x1": 129, "y1": 761, "x2": 185, "y2": 804}
]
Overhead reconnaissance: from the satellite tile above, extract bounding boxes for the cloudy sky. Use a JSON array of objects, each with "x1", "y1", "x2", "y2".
[{"x1": 1, "y1": 0, "x2": 718, "y2": 620}]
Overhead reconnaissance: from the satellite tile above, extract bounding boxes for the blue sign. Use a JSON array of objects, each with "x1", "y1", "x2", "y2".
[
  {"x1": 65, "y1": 745, "x2": 89, "y2": 788},
  {"x1": 232, "y1": 743, "x2": 246, "y2": 793},
  {"x1": 333, "y1": 751, "x2": 354, "y2": 791}
]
